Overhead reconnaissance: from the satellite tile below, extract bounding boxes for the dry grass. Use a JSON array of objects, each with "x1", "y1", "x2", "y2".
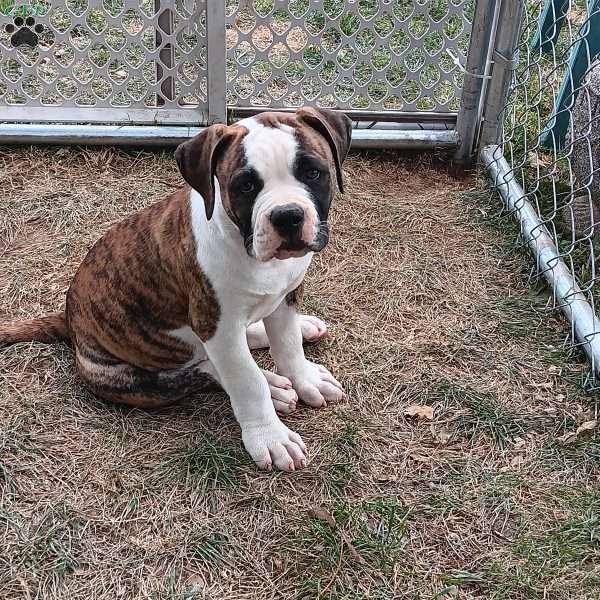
[{"x1": 0, "y1": 146, "x2": 599, "y2": 600}]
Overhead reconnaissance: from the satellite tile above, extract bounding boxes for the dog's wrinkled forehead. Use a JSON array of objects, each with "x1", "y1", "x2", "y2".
[
  {"x1": 233, "y1": 113, "x2": 334, "y2": 181},
  {"x1": 241, "y1": 118, "x2": 299, "y2": 181}
]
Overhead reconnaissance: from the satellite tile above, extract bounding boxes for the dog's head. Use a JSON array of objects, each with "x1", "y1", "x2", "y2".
[{"x1": 175, "y1": 107, "x2": 352, "y2": 261}]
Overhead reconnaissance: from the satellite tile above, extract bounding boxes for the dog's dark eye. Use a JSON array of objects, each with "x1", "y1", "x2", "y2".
[
  {"x1": 305, "y1": 168, "x2": 320, "y2": 181},
  {"x1": 240, "y1": 180, "x2": 255, "y2": 194}
]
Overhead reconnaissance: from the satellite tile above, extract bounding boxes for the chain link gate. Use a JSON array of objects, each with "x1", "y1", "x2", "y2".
[
  {"x1": 0, "y1": 0, "x2": 476, "y2": 149},
  {"x1": 479, "y1": 0, "x2": 600, "y2": 383}
]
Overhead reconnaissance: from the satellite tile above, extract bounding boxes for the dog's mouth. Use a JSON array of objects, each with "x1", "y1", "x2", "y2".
[
  {"x1": 274, "y1": 240, "x2": 310, "y2": 260},
  {"x1": 273, "y1": 229, "x2": 329, "y2": 260},
  {"x1": 249, "y1": 205, "x2": 330, "y2": 262}
]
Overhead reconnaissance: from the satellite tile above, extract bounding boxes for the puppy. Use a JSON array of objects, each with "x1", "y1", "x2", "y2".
[{"x1": 0, "y1": 107, "x2": 352, "y2": 471}]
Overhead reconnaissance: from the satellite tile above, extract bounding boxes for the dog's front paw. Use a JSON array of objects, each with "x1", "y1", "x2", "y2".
[
  {"x1": 242, "y1": 422, "x2": 307, "y2": 471},
  {"x1": 262, "y1": 369, "x2": 298, "y2": 414},
  {"x1": 287, "y1": 361, "x2": 344, "y2": 408}
]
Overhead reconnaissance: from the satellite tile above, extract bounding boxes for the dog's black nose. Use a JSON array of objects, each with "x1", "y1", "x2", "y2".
[{"x1": 270, "y1": 204, "x2": 304, "y2": 235}]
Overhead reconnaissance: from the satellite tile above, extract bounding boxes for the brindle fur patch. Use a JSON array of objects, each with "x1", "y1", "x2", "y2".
[
  {"x1": 76, "y1": 348, "x2": 221, "y2": 408},
  {"x1": 286, "y1": 284, "x2": 304, "y2": 307},
  {"x1": 66, "y1": 188, "x2": 221, "y2": 405}
]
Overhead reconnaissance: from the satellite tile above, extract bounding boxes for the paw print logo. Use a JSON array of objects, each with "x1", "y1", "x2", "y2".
[{"x1": 5, "y1": 16, "x2": 44, "y2": 48}]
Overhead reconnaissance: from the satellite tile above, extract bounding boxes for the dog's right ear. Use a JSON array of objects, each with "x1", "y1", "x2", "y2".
[{"x1": 175, "y1": 124, "x2": 231, "y2": 220}]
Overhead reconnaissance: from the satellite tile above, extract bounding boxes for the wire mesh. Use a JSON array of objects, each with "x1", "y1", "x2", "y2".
[
  {"x1": 0, "y1": 0, "x2": 208, "y2": 124},
  {"x1": 494, "y1": 0, "x2": 600, "y2": 378},
  {"x1": 224, "y1": 0, "x2": 474, "y2": 114}
]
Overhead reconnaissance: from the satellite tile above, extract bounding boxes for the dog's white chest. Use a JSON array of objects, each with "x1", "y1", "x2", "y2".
[{"x1": 231, "y1": 260, "x2": 308, "y2": 324}]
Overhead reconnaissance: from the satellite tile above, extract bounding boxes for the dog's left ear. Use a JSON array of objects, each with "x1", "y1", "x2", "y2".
[
  {"x1": 297, "y1": 107, "x2": 352, "y2": 193},
  {"x1": 174, "y1": 124, "x2": 232, "y2": 220}
]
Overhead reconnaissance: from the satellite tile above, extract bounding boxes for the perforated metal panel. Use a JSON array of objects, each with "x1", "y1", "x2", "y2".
[
  {"x1": 225, "y1": 0, "x2": 473, "y2": 115},
  {"x1": 0, "y1": 0, "x2": 208, "y2": 124},
  {"x1": 0, "y1": 0, "x2": 479, "y2": 134}
]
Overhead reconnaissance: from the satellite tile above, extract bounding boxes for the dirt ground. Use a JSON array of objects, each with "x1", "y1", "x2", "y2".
[{"x1": 0, "y1": 146, "x2": 598, "y2": 600}]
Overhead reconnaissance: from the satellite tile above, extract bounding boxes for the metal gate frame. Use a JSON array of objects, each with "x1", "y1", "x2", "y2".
[{"x1": 0, "y1": 0, "x2": 492, "y2": 151}]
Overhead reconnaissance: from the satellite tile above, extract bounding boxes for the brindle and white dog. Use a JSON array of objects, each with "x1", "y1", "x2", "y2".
[{"x1": 0, "y1": 107, "x2": 352, "y2": 472}]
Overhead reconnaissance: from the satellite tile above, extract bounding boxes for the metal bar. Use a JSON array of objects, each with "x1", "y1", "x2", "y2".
[
  {"x1": 230, "y1": 107, "x2": 458, "y2": 124},
  {"x1": 156, "y1": 0, "x2": 175, "y2": 104},
  {"x1": 479, "y1": 0, "x2": 525, "y2": 147},
  {"x1": 482, "y1": 144, "x2": 600, "y2": 372},
  {"x1": 453, "y1": 0, "x2": 498, "y2": 164},
  {"x1": 0, "y1": 124, "x2": 460, "y2": 149},
  {"x1": 0, "y1": 106, "x2": 209, "y2": 125},
  {"x1": 530, "y1": 0, "x2": 569, "y2": 53},
  {"x1": 206, "y1": 0, "x2": 227, "y2": 124},
  {"x1": 0, "y1": 106, "x2": 457, "y2": 127}
]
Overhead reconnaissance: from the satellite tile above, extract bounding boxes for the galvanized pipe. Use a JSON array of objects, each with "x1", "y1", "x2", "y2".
[
  {"x1": 454, "y1": 0, "x2": 498, "y2": 163},
  {"x1": 479, "y1": 0, "x2": 525, "y2": 147},
  {"x1": 0, "y1": 124, "x2": 460, "y2": 149},
  {"x1": 230, "y1": 107, "x2": 458, "y2": 124},
  {"x1": 482, "y1": 144, "x2": 600, "y2": 372},
  {"x1": 206, "y1": 0, "x2": 227, "y2": 124}
]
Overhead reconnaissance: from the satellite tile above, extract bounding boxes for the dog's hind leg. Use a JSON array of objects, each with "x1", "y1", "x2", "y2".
[
  {"x1": 76, "y1": 345, "x2": 298, "y2": 414},
  {"x1": 75, "y1": 347, "x2": 220, "y2": 409},
  {"x1": 247, "y1": 315, "x2": 328, "y2": 349}
]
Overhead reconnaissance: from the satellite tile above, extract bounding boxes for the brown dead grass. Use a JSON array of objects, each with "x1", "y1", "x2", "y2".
[{"x1": 0, "y1": 146, "x2": 598, "y2": 600}]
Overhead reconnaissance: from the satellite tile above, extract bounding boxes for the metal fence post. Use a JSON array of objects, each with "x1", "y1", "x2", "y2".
[
  {"x1": 479, "y1": 0, "x2": 525, "y2": 147},
  {"x1": 206, "y1": 0, "x2": 227, "y2": 124},
  {"x1": 453, "y1": 0, "x2": 498, "y2": 164}
]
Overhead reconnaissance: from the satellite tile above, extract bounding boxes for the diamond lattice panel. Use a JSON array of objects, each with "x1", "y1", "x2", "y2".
[
  {"x1": 225, "y1": 0, "x2": 473, "y2": 113},
  {"x1": 0, "y1": 0, "x2": 207, "y2": 123}
]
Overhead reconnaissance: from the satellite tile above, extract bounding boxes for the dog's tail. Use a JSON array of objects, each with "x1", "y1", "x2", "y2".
[{"x1": 0, "y1": 311, "x2": 69, "y2": 344}]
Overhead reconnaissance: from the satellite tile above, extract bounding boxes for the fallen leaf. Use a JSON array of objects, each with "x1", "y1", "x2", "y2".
[
  {"x1": 404, "y1": 404, "x2": 434, "y2": 420},
  {"x1": 528, "y1": 151, "x2": 553, "y2": 169},
  {"x1": 558, "y1": 419, "x2": 598, "y2": 445},
  {"x1": 185, "y1": 573, "x2": 205, "y2": 593},
  {"x1": 576, "y1": 419, "x2": 598, "y2": 435},
  {"x1": 308, "y1": 506, "x2": 336, "y2": 527}
]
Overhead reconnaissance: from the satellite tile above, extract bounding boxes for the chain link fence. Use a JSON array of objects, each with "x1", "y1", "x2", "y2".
[{"x1": 482, "y1": 0, "x2": 600, "y2": 382}]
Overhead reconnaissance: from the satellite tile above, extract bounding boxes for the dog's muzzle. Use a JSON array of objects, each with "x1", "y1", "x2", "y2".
[
  {"x1": 269, "y1": 202, "x2": 326, "y2": 260},
  {"x1": 270, "y1": 203, "x2": 305, "y2": 243}
]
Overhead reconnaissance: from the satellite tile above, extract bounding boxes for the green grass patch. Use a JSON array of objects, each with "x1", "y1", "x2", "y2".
[
  {"x1": 191, "y1": 530, "x2": 229, "y2": 568},
  {"x1": 482, "y1": 491, "x2": 600, "y2": 598},
  {"x1": 319, "y1": 421, "x2": 360, "y2": 495},
  {"x1": 428, "y1": 382, "x2": 558, "y2": 448},
  {"x1": 281, "y1": 498, "x2": 409, "y2": 600},
  {"x1": 160, "y1": 435, "x2": 247, "y2": 493},
  {"x1": 1, "y1": 502, "x2": 86, "y2": 589}
]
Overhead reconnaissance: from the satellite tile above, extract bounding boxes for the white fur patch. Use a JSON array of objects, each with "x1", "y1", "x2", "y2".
[
  {"x1": 237, "y1": 118, "x2": 320, "y2": 261},
  {"x1": 242, "y1": 119, "x2": 299, "y2": 179},
  {"x1": 168, "y1": 325, "x2": 208, "y2": 366}
]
